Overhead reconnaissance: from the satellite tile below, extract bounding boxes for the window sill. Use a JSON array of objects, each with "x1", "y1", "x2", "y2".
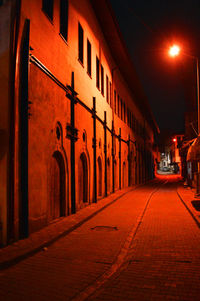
[
  {"x1": 59, "y1": 33, "x2": 68, "y2": 45},
  {"x1": 87, "y1": 71, "x2": 92, "y2": 79},
  {"x1": 78, "y1": 59, "x2": 84, "y2": 68}
]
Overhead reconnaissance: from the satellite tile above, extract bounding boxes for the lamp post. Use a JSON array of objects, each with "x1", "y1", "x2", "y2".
[{"x1": 169, "y1": 45, "x2": 200, "y2": 195}]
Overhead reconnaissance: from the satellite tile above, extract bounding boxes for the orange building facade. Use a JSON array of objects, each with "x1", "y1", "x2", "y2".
[{"x1": 0, "y1": 0, "x2": 159, "y2": 246}]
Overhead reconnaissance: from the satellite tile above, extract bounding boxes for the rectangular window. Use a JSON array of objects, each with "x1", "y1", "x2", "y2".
[
  {"x1": 60, "y1": 0, "x2": 68, "y2": 40},
  {"x1": 96, "y1": 57, "x2": 100, "y2": 89},
  {"x1": 124, "y1": 103, "x2": 126, "y2": 123},
  {"x1": 110, "y1": 82, "x2": 112, "y2": 107},
  {"x1": 133, "y1": 115, "x2": 136, "y2": 131},
  {"x1": 117, "y1": 94, "x2": 120, "y2": 116},
  {"x1": 78, "y1": 23, "x2": 84, "y2": 64},
  {"x1": 127, "y1": 108, "x2": 129, "y2": 126},
  {"x1": 101, "y1": 65, "x2": 104, "y2": 95},
  {"x1": 42, "y1": 0, "x2": 54, "y2": 20},
  {"x1": 106, "y1": 75, "x2": 109, "y2": 103},
  {"x1": 87, "y1": 39, "x2": 91, "y2": 76},
  {"x1": 114, "y1": 90, "x2": 117, "y2": 113}
]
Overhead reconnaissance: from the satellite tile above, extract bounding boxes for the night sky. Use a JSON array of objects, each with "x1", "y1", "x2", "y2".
[{"x1": 109, "y1": 0, "x2": 200, "y2": 133}]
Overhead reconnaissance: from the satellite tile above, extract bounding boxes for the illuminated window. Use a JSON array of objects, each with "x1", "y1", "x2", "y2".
[
  {"x1": 60, "y1": 0, "x2": 68, "y2": 41},
  {"x1": 106, "y1": 75, "x2": 109, "y2": 103},
  {"x1": 42, "y1": 0, "x2": 54, "y2": 20},
  {"x1": 87, "y1": 39, "x2": 91, "y2": 76},
  {"x1": 101, "y1": 65, "x2": 104, "y2": 95},
  {"x1": 96, "y1": 57, "x2": 100, "y2": 89},
  {"x1": 78, "y1": 23, "x2": 84, "y2": 64}
]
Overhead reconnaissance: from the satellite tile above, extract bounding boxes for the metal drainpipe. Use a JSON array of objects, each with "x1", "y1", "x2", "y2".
[
  {"x1": 119, "y1": 128, "x2": 121, "y2": 190},
  {"x1": 7, "y1": 0, "x2": 22, "y2": 243},
  {"x1": 128, "y1": 134, "x2": 131, "y2": 186},
  {"x1": 112, "y1": 120, "x2": 115, "y2": 193},
  {"x1": 70, "y1": 72, "x2": 76, "y2": 214},
  {"x1": 92, "y1": 97, "x2": 97, "y2": 203},
  {"x1": 104, "y1": 111, "x2": 107, "y2": 197}
]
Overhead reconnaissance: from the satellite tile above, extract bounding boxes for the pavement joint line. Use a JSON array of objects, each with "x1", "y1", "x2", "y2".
[
  {"x1": 0, "y1": 184, "x2": 147, "y2": 271},
  {"x1": 70, "y1": 181, "x2": 166, "y2": 301},
  {"x1": 176, "y1": 188, "x2": 200, "y2": 229}
]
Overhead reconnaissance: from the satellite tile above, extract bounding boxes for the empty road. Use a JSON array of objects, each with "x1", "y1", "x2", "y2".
[{"x1": 1, "y1": 176, "x2": 200, "y2": 301}]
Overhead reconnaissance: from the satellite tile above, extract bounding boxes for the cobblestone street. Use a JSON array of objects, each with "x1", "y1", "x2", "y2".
[{"x1": 1, "y1": 177, "x2": 200, "y2": 301}]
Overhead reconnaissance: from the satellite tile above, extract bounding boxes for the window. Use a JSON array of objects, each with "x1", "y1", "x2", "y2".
[
  {"x1": 117, "y1": 94, "x2": 120, "y2": 116},
  {"x1": 110, "y1": 82, "x2": 112, "y2": 107},
  {"x1": 114, "y1": 90, "x2": 117, "y2": 113},
  {"x1": 131, "y1": 113, "x2": 133, "y2": 129},
  {"x1": 133, "y1": 115, "x2": 136, "y2": 131},
  {"x1": 96, "y1": 57, "x2": 100, "y2": 89},
  {"x1": 60, "y1": 0, "x2": 68, "y2": 41},
  {"x1": 106, "y1": 75, "x2": 109, "y2": 103},
  {"x1": 121, "y1": 99, "x2": 123, "y2": 120},
  {"x1": 42, "y1": 0, "x2": 54, "y2": 21},
  {"x1": 87, "y1": 39, "x2": 91, "y2": 76},
  {"x1": 124, "y1": 103, "x2": 126, "y2": 123},
  {"x1": 101, "y1": 65, "x2": 104, "y2": 95},
  {"x1": 78, "y1": 23, "x2": 84, "y2": 64}
]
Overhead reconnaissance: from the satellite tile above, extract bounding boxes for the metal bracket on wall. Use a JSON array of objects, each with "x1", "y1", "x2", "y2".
[{"x1": 66, "y1": 123, "x2": 78, "y2": 141}]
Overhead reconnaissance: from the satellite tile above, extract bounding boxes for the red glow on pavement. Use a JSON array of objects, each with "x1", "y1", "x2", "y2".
[{"x1": 155, "y1": 173, "x2": 182, "y2": 181}]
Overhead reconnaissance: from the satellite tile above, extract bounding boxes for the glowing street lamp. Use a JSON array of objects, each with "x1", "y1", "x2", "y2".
[
  {"x1": 168, "y1": 44, "x2": 200, "y2": 195},
  {"x1": 168, "y1": 45, "x2": 199, "y2": 134},
  {"x1": 169, "y1": 45, "x2": 180, "y2": 57}
]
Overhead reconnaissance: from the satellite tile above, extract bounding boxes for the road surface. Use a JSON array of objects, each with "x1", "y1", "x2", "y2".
[{"x1": 1, "y1": 177, "x2": 200, "y2": 301}]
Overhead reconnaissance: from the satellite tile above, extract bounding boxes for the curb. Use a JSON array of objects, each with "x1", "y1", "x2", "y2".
[
  {"x1": 177, "y1": 188, "x2": 200, "y2": 229},
  {"x1": 0, "y1": 186, "x2": 138, "y2": 271}
]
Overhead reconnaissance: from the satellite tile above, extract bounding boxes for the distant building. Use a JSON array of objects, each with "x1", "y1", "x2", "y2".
[{"x1": 0, "y1": 0, "x2": 159, "y2": 246}]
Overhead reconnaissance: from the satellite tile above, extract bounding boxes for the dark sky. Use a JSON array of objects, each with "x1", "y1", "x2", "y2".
[{"x1": 109, "y1": 0, "x2": 200, "y2": 133}]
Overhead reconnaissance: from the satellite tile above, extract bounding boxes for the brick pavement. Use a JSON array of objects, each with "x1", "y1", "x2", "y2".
[
  {"x1": 87, "y1": 179, "x2": 200, "y2": 301},
  {"x1": 1, "y1": 177, "x2": 198, "y2": 301},
  {"x1": 0, "y1": 186, "x2": 135, "y2": 269},
  {"x1": 0, "y1": 181, "x2": 161, "y2": 301}
]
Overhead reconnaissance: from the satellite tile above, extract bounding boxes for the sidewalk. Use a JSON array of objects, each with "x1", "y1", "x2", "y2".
[
  {"x1": 0, "y1": 186, "x2": 135, "y2": 270},
  {"x1": 177, "y1": 184, "x2": 200, "y2": 228}
]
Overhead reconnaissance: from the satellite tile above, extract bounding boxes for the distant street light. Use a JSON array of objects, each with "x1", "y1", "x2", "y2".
[
  {"x1": 169, "y1": 45, "x2": 180, "y2": 57},
  {"x1": 168, "y1": 45, "x2": 200, "y2": 196}
]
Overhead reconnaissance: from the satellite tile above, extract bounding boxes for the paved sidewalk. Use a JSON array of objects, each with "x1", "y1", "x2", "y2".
[
  {"x1": 0, "y1": 186, "x2": 135, "y2": 270},
  {"x1": 177, "y1": 184, "x2": 200, "y2": 227}
]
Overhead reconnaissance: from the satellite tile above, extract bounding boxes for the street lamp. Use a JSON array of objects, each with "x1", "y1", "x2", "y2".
[
  {"x1": 168, "y1": 44, "x2": 200, "y2": 195},
  {"x1": 169, "y1": 45, "x2": 180, "y2": 57}
]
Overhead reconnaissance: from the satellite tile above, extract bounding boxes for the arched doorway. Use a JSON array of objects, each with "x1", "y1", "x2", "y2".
[
  {"x1": 49, "y1": 151, "x2": 66, "y2": 222},
  {"x1": 123, "y1": 161, "x2": 126, "y2": 188},
  {"x1": 97, "y1": 156, "x2": 102, "y2": 197},
  {"x1": 78, "y1": 153, "x2": 88, "y2": 203}
]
